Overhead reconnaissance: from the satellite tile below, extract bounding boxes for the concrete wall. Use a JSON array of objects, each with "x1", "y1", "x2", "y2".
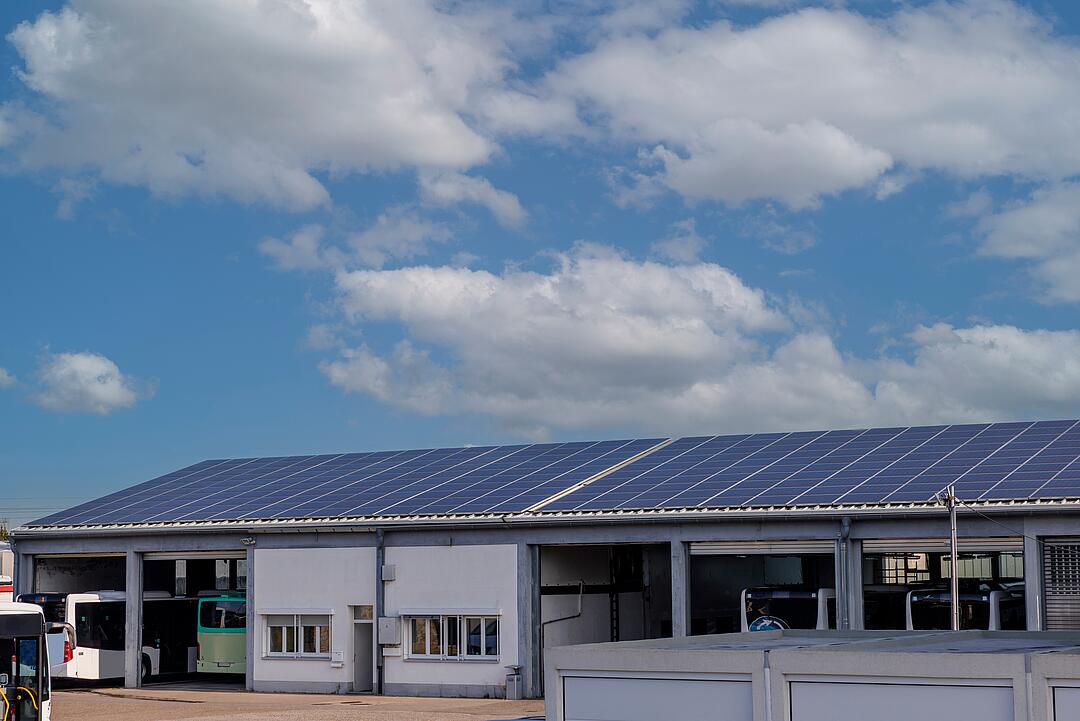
[
  {"x1": 252, "y1": 547, "x2": 376, "y2": 693},
  {"x1": 383, "y1": 544, "x2": 518, "y2": 698}
]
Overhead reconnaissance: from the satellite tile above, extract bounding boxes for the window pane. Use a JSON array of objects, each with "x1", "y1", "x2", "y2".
[
  {"x1": 303, "y1": 626, "x2": 317, "y2": 654},
  {"x1": 427, "y1": 617, "x2": 441, "y2": 656},
  {"x1": 236, "y1": 559, "x2": 248, "y2": 590},
  {"x1": 285, "y1": 625, "x2": 296, "y2": 653},
  {"x1": 445, "y1": 616, "x2": 459, "y2": 657},
  {"x1": 319, "y1": 625, "x2": 330, "y2": 654},
  {"x1": 466, "y1": 617, "x2": 482, "y2": 656},
  {"x1": 269, "y1": 626, "x2": 283, "y2": 653},
  {"x1": 485, "y1": 618, "x2": 498, "y2": 656},
  {"x1": 215, "y1": 559, "x2": 230, "y2": 590},
  {"x1": 411, "y1": 618, "x2": 427, "y2": 656}
]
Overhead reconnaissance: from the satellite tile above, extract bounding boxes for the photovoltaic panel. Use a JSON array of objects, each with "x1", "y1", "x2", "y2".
[
  {"x1": 30, "y1": 438, "x2": 663, "y2": 526},
  {"x1": 27, "y1": 420, "x2": 1080, "y2": 528},
  {"x1": 543, "y1": 420, "x2": 1080, "y2": 512}
]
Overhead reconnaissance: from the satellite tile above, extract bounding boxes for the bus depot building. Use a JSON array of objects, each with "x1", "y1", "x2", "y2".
[{"x1": 10, "y1": 419, "x2": 1080, "y2": 699}]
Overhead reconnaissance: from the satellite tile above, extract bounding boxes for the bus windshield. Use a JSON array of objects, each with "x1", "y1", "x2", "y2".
[
  {"x1": 199, "y1": 600, "x2": 246, "y2": 630},
  {"x1": 1, "y1": 634, "x2": 46, "y2": 720}
]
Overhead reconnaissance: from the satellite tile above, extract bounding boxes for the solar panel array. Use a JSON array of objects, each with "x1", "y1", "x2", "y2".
[
  {"x1": 31, "y1": 438, "x2": 662, "y2": 526},
  {"x1": 28, "y1": 420, "x2": 1080, "y2": 527},
  {"x1": 542, "y1": 419, "x2": 1080, "y2": 512}
]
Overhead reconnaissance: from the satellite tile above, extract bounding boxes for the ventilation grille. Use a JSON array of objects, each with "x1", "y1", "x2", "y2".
[{"x1": 1043, "y1": 539, "x2": 1080, "y2": 630}]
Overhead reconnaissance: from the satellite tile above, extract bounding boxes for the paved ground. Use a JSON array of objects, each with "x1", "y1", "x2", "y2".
[{"x1": 52, "y1": 686, "x2": 545, "y2": 721}]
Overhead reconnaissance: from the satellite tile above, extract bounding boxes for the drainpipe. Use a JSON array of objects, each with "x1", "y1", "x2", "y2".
[
  {"x1": 375, "y1": 529, "x2": 385, "y2": 695},
  {"x1": 540, "y1": 581, "x2": 585, "y2": 651},
  {"x1": 838, "y1": 516, "x2": 852, "y2": 630}
]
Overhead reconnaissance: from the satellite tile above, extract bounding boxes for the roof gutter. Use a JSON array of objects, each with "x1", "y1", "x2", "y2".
[{"x1": 12, "y1": 497, "x2": 1080, "y2": 539}]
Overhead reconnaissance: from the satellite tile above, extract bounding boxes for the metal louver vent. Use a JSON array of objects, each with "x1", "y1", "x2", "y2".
[{"x1": 1043, "y1": 539, "x2": 1080, "y2": 630}]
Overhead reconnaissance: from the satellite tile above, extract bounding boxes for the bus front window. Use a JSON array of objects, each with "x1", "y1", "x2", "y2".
[{"x1": 13, "y1": 637, "x2": 42, "y2": 720}]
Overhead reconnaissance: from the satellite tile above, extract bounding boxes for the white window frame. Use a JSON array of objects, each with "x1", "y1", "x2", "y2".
[
  {"x1": 262, "y1": 612, "x2": 332, "y2": 660},
  {"x1": 403, "y1": 614, "x2": 499, "y2": 661}
]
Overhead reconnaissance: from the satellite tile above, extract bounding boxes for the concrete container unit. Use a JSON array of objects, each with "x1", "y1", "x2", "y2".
[{"x1": 545, "y1": 631, "x2": 1080, "y2": 721}]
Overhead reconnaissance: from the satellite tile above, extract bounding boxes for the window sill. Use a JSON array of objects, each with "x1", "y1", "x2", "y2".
[
  {"x1": 402, "y1": 656, "x2": 502, "y2": 664},
  {"x1": 261, "y1": 655, "x2": 332, "y2": 662}
]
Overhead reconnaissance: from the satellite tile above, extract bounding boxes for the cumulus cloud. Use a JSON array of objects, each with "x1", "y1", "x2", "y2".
[
  {"x1": 316, "y1": 246, "x2": 1080, "y2": 435},
  {"x1": 32, "y1": 351, "x2": 147, "y2": 415},
  {"x1": 4, "y1": 0, "x2": 518, "y2": 209},
  {"x1": 419, "y1": 171, "x2": 527, "y2": 228},
  {"x1": 0, "y1": 368, "x2": 15, "y2": 388},
  {"x1": 259, "y1": 225, "x2": 342, "y2": 272},
  {"x1": 511, "y1": 0, "x2": 1080, "y2": 207},
  {"x1": 650, "y1": 219, "x2": 707, "y2": 263},
  {"x1": 347, "y1": 208, "x2": 453, "y2": 269},
  {"x1": 260, "y1": 210, "x2": 451, "y2": 272},
  {"x1": 976, "y1": 183, "x2": 1080, "y2": 302}
]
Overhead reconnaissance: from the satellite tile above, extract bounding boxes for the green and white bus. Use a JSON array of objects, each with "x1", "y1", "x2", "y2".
[{"x1": 196, "y1": 592, "x2": 246, "y2": 675}]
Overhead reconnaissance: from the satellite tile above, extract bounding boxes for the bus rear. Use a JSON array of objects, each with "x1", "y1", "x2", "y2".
[
  {"x1": 0, "y1": 601, "x2": 52, "y2": 721},
  {"x1": 196, "y1": 593, "x2": 246, "y2": 675}
]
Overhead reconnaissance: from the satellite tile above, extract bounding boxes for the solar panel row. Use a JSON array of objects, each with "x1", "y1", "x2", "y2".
[
  {"x1": 32, "y1": 438, "x2": 664, "y2": 526},
  {"x1": 28, "y1": 420, "x2": 1080, "y2": 527}
]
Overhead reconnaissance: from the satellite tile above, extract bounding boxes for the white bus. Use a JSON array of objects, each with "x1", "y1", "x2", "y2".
[
  {"x1": 18, "y1": 591, "x2": 198, "y2": 682},
  {"x1": 1, "y1": 601, "x2": 55, "y2": 721},
  {"x1": 0, "y1": 576, "x2": 13, "y2": 604}
]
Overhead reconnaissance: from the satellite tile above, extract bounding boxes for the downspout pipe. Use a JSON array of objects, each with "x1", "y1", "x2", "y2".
[
  {"x1": 375, "y1": 528, "x2": 385, "y2": 695},
  {"x1": 839, "y1": 516, "x2": 852, "y2": 630}
]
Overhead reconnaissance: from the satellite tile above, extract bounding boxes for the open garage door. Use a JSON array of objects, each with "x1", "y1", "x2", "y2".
[
  {"x1": 689, "y1": 540, "x2": 837, "y2": 634},
  {"x1": 861, "y1": 537, "x2": 1024, "y2": 631}
]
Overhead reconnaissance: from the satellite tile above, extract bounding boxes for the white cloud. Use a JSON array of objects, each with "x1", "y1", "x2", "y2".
[
  {"x1": 650, "y1": 219, "x2": 707, "y2": 263},
  {"x1": 5, "y1": 1, "x2": 517, "y2": 209},
  {"x1": 317, "y1": 247, "x2": 1080, "y2": 435},
  {"x1": 347, "y1": 208, "x2": 452, "y2": 269},
  {"x1": 513, "y1": 1, "x2": 1080, "y2": 207},
  {"x1": 976, "y1": 183, "x2": 1080, "y2": 302},
  {"x1": 419, "y1": 171, "x2": 527, "y2": 228},
  {"x1": 259, "y1": 225, "x2": 339, "y2": 272},
  {"x1": 0, "y1": 368, "x2": 15, "y2": 388},
  {"x1": 946, "y1": 188, "x2": 993, "y2": 219},
  {"x1": 32, "y1": 351, "x2": 146, "y2": 415},
  {"x1": 259, "y1": 210, "x2": 451, "y2": 271}
]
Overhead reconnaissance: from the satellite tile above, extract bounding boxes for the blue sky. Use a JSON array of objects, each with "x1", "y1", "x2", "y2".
[{"x1": 3, "y1": 0, "x2": 1080, "y2": 526}]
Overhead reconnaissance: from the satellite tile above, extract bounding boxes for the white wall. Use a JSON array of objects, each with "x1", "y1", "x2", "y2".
[
  {"x1": 383, "y1": 544, "x2": 518, "y2": 693},
  {"x1": 253, "y1": 547, "x2": 376, "y2": 688}
]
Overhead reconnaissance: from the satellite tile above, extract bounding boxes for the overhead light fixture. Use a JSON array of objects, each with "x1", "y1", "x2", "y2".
[{"x1": 240, "y1": 536, "x2": 256, "y2": 546}]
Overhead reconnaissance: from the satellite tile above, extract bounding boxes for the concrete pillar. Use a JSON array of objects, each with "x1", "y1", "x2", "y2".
[
  {"x1": 1023, "y1": 533, "x2": 1042, "y2": 631},
  {"x1": 848, "y1": 540, "x2": 864, "y2": 630},
  {"x1": 124, "y1": 550, "x2": 144, "y2": 689},
  {"x1": 245, "y1": 543, "x2": 256, "y2": 691},
  {"x1": 517, "y1": 543, "x2": 542, "y2": 698},
  {"x1": 670, "y1": 541, "x2": 690, "y2": 637},
  {"x1": 15, "y1": 552, "x2": 34, "y2": 597}
]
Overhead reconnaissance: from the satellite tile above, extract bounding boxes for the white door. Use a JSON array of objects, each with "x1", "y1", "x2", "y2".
[
  {"x1": 1055, "y1": 687, "x2": 1080, "y2": 721},
  {"x1": 789, "y1": 681, "x2": 1013, "y2": 721},
  {"x1": 562, "y1": 676, "x2": 753, "y2": 721},
  {"x1": 353, "y1": 623, "x2": 374, "y2": 692}
]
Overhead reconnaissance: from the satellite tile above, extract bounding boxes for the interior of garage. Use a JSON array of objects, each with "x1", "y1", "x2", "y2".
[
  {"x1": 540, "y1": 544, "x2": 672, "y2": 650},
  {"x1": 29, "y1": 553, "x2": 249, "y2": 685},
  {"x1": 142, "y1": 555, "x2": 248, "y2": 683},
  {"x1": 861, "y1": 547, "x2": 1025, "y2": 630},
  {"x1": 690, "y1": 549, "x2": 836, "y2": 634}
]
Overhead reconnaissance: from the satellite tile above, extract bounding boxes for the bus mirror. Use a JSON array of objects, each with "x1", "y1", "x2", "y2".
[{"x1": 47, "y1": 621, "x2": 77, "y2": 649}]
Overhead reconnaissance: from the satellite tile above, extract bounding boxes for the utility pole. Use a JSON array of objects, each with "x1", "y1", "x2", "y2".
[{"x1": 946, "y1": 484, "x2": 960, "y2": 631}]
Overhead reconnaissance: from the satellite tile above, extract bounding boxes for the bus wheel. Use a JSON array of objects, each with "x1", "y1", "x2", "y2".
[{"x1": 141, "y1": 655, "x2": 152, "y2": 684}]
